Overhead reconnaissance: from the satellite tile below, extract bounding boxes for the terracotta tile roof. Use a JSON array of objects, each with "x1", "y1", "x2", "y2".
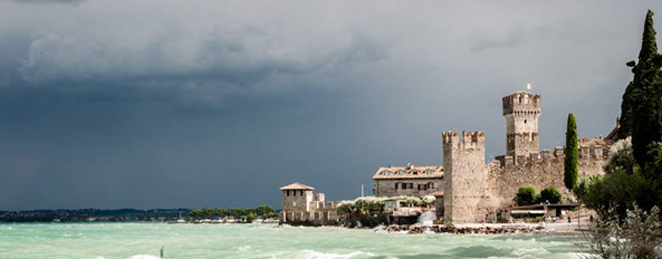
[
  {"x1": 372, "y1": 165, "x2": 443, "y2": 180},
  {"x1": 280, "y1": 182, "x2": 314, "y2": 190}
]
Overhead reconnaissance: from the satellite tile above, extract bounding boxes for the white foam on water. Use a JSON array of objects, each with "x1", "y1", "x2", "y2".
[
  {"x1": 417, "y1": 211, "x2": 436, "y2": 226},
  {"x1": 125, "y1": 255, "x2": 160, "y2": 259},
  {"x1": 567, "y1": 252, "x2": 599, "y2": 259},
  {"x1": 238, "y1": 245, "x2": 251, "y2": 251},
  {"x1": 268, "y1": 250, "x2": 286, "y2": 259},
  {"x1": 487, "y1": 256, "x2": 538, "y2": 259},
  {"x1": 294, "y1": 250, "x2": 375, "y2": 259},
  {"x1": 511, "y1": 247, "x2": 549, "y2": 256}
]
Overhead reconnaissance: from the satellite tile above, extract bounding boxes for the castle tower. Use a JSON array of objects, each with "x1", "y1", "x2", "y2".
[
  {"x1": 442, "y1": 131, "x2": 488, "y2": 223},
  {"x1": 280, "y1": 182, "x2": 314, "y2": 223},
  {"x1": 502, "y1": 91, "x2": 541, "y2": 157}
]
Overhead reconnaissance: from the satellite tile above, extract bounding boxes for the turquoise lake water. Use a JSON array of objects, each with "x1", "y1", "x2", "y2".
[{"x1": 0, "y1": 223, "x2": 582, "y2": 259}]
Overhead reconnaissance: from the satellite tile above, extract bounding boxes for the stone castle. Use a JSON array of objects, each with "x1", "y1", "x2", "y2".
[
  {"x1": 373, "y1": 90, "x2": 613, "y2": 223},
  {"x1": 279, "y1": 182, "x2": 339, "y2": 225}
]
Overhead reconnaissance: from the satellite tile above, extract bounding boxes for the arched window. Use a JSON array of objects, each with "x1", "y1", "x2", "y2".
[
  {"x1": 397, "y1": 170, "x2": 406, "y2": 176},
  {"x1": 286, "y1": 190, "x2": 290, "y2": 196},
  {"x1": 428, "y1": 182, "x2": 434, "y2": 189},
  {"x1": 395, "y1": 183, "x2": 399, "y2": 189},
  {"x1": 300, "y1": 190, "x2": 304, "y2": 196},
  {"x1": 381, "y1": 170, "x2": 391, "y2": 176},
  {"x1": 411, "y1": 171, "x2": 419, "y2": 175},
  {"x1": 424, "y1": 169, "x2": 434, "y2": 175}
]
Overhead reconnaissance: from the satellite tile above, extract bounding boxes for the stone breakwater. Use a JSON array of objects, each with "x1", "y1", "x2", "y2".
[{"x1": 378, "y1": 224, "x2": 578, "y2": 235}]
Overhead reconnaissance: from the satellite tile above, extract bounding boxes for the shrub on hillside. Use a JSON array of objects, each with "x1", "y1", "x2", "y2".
[
  {"x1": 515, "y1": 186, "x2": 538, "y2": 206},
  {"x1": 539, "y1": 186, "x2": 562, "y2": 204}
]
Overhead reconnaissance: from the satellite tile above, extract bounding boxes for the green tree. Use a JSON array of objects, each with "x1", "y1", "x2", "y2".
[
  {"x1": 628, "y1": 10, "x2": 662, "y2": 169},
  {"x1": 188, "y1": 209, "x2": 203, "y2": 219},
  {"x1": 515, "y1": 186, "x2": 538, "y2": 206},
  {"x1": 215, "y1": 208, "x2": 228, "y2": 218},
  {"x1": 642, "y1": 142, "x2": 662, "y2": 210},
  {"x1": 255, "y1": 205, "x2": 274, "y2": 219},
  {"x1": 603, "y1": 137, "x2": 637, "y2": 174},
  {"x1": 229, "y1": 208, "x2": 244, "y2": 219},
  {"x1": 539, "y1": 186, "x2": 562, "y2": 204},
  {"x1": 242, "y1": 212, "x2": 257, "y2": 223},
  {"x1": 564, "y1": 113, "x2": 579, "y2": 190},
  {"x1": 202, "y1": 208, "x2": 215, "y2": 218},
  {"x1": 620, "y1": 10, "x2": 661, "y2": 141},
  {"x1": 580, "y1": 137, "x2": 650, "y2": 218}
]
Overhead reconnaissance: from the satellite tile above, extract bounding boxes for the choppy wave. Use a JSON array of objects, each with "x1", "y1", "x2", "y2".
[
  {"x1": 511, "y1": 247, "x2": 549, "y2": 256},
  {"x1": 0, "y1": 223, "x2": 577, "y2": 259},
  {"x1": 293, "y1": 250, "x2": 375, "y2": 259},
  {"x1": 125, "y1": 255, "x2": 160, "y2": 259}
]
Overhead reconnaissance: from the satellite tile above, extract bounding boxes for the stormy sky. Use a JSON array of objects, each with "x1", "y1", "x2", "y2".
[{"x1": 0, "y1": 0, "x2": 659, "y2": 210}]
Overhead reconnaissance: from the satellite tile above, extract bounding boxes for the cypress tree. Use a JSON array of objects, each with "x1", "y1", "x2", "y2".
[
  {"x1": 564, "y1": 113, "x2": 579, "y2": 190},
  {"x1": 630, "y1": 10, "x2": 662, "y2": 168},
  {"x1": 618, "y1": 82, "x2": 635, "y2": 139},
  {"x1": 619, "y1": 10, "x2": 660, "y2": 141}
]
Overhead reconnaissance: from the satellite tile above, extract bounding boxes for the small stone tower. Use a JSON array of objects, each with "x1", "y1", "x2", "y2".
[
  {"x1": 442, "y1": 131, "x2": 488, "y2": 223},
  {"x1": 280, "y1": 182, "x2": 314, "y2": 223},
  {"x1": 502, "y1": 91, "x2": 541, "y2": 157}
]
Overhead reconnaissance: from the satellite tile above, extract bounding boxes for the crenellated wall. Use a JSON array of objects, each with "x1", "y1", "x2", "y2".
[
  {"x1": 281, "y1": 190, "x2": 339, "y2": 226},
  {"x1": 491, "y1": 141, "x2": 608, "y2": 208},
  {"x1": 442, "y1": 129, "x2": 610, "y2": 222},
  {"x1": 503, "y1": 91, "x2": 542, "y2": 157},
  {"x1": 443, "y1": 131, "x2": 495, "y2": 223}
]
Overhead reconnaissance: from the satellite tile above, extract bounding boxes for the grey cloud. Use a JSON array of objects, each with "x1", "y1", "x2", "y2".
[
  {"x1": 18, "y1": 27, "x2": 388, "y2": 90},
  {"x1": 0, "y1": 0, "x2": 659, "y2": 210},
  {"x1": 7, "y1": 0, "x2": 86, "y2": 5},
  {"x1": 469, "y1": 25, "x2": 551, "y2": 53}
]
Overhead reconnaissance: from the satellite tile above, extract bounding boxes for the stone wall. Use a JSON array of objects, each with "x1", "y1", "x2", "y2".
[
  {"x1": 281, "y1": 189, "x2": 313, "y2": 213},
  {"x1": 374, "y1": 178, "x2": 444, "y2": 197},
  {"x1": 443, "y1": 131, "x2": 493, "y2": 223},
  {"x1": 281, "y1": 200, "x2": 338, "y2": 226},
  {"x1": 441, "y1": 129, "x2": 609, "y2": 223},
  {"x1": 502, "y1": 92, "x2": 541, "y2": 157},
  {"x1": 281, "y1": 190, "x2": 339, "y2": 226},
  {"x1": 492, "y1": 142, "x2": 608, "y2": 208}
]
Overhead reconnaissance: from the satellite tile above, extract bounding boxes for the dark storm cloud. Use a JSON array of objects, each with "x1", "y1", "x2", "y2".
[
  {"x1": 0, "y1": 0, "x2": 659, "y2": 210},
  {"x1": 17, "y1": 29, "x2": 386, "y2": 86}
]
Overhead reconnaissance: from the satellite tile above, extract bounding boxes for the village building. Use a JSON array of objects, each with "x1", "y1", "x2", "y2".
[
  {"x1": 372, "y1": 90, "x2": 614, "y2": 223},
  {"x1": 279, "y1": 182, "x2": 339, "y2": 226},
  {"x1": 372, "y1": 164, "x2": 443, "y2": 197},
  {"x1": 281, "y1": 90, "x2": 614, "y2": 225}
]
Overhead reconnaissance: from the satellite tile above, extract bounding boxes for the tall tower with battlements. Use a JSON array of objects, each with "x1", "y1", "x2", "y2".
[
  {"x1": 502, "y1": 91, "x2": 541, "y2": 157},
  {"x1": 442, "y1": 131, "x2": 489, "y2": 223}
]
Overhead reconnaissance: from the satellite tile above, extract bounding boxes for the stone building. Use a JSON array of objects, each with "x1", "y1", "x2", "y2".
[
  {"x1": 440, "y1": 90, "x2": 611, "y2": 223},
  {"x1": 279, "y1": 182, "x2": 339, "y2": 225},
  {"x1": 372, "y1": 164, "x2": 443, "y2": 197},
  {"x1": 503, "y1": 91, "x2": 541, "y2": 158},
  {"x1": 371, "y1": 90, "x2": 612, "y2": 223}
]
